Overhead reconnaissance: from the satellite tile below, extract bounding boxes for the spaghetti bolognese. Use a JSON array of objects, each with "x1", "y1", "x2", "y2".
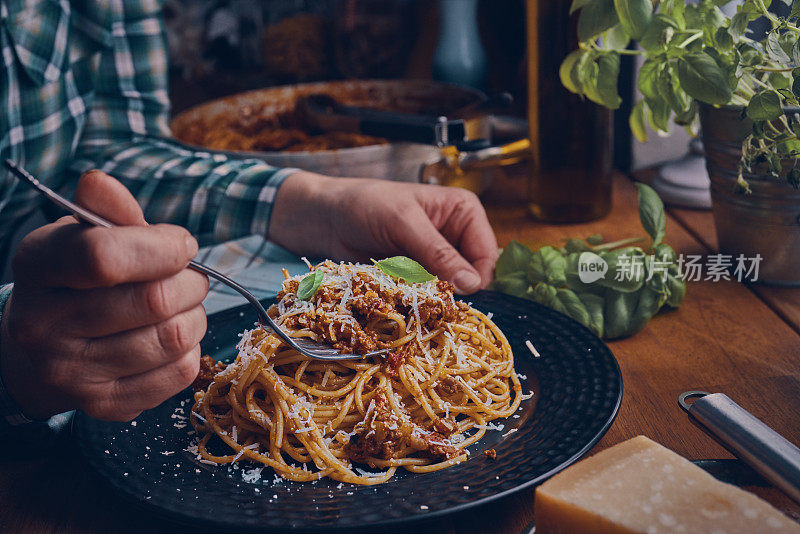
[{"x1": 189, "y1": 258, "x2": 523, "y2": 485}]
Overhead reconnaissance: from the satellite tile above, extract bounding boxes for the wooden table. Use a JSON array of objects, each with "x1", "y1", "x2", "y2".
[{"x1": 1, "y1": 170, "x2": 799, "y2": 534}]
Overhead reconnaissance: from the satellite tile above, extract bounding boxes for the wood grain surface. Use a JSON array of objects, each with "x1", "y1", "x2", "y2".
[{"x1": 1, "y1": 169, "x2": 798, "y2": 534}]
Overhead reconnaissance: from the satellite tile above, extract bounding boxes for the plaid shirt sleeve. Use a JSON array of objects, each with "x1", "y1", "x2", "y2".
[
  {"x1": 0, "y1": 283, "x2": 36, "y2": 430},
  {"x1": 67, "y1": 0, "x2": 296, "y2": 246}
]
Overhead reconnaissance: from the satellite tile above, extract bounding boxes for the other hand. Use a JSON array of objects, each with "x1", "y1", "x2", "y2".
[{"x1": 269, "y1": 173, "x2": 498, "y2": 294}]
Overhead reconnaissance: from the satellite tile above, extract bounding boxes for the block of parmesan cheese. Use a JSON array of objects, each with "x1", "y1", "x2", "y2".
[{"x1": 535, "y1": 435, "x2": 800, "y2": 534}]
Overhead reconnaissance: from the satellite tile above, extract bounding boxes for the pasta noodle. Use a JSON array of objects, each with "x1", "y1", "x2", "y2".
[{"x1": 189, "y1": 260, "x2": 522, "y2": 485}]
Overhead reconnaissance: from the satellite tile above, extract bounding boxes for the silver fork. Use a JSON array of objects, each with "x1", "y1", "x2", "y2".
[{"x1": 5, "y1": 159, "x2": 387, "y2": 362}]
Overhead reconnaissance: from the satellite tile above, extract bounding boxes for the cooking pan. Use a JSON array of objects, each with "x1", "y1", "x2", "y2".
[{"x1": 170, "y1": 80, "x2": 527, "y2": 191}]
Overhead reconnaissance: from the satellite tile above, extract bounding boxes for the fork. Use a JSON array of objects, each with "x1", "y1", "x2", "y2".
[{"x1": 5, "y1": 159, "x2": 387, "y2": 361}]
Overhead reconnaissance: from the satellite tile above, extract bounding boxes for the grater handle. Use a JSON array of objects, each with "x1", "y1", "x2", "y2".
[{"x1": 680, "y1": 391, "x2": 800, "y2": 504}]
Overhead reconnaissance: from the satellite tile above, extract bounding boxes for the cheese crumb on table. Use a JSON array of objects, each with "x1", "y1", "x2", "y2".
[{"x1": 534, "y1": 435, "x2": 800, "y2": 533}]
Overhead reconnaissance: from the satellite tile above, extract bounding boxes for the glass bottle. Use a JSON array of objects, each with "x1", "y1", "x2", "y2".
[
  {"x1": 526, "y1": 0, "x2": 613, "y2": 222},
  {"x1": 432, "y1": 0, "x2": 488, "y2": 90}
]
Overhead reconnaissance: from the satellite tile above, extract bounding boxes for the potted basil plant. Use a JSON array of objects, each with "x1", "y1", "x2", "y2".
[{"x1": 564, "y1": 0, "x2": 800, "y2": 285}]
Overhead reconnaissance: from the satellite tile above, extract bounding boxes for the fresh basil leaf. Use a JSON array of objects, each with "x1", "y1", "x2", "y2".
[
  {"x1": 495, "y1": 240, "x2": 534, "y2": 278},
  {"x1": 489, "y1": 274, "x2": 529, "y2": 298},
  {"x1": 375, "y1": 256, "x2": 435, "y2": 283},
  {"x1": 527, "y1": 283, "x2": 560, "y2": 310},
  {"x1": 793, "y1": 0, "x2": 800, "y2": 20},
  {"x1": 779, "y1": 30, "x2": 797, "y2": 56},
  {"x1": 577, "y1": 0, "x2": 619, "y2": 42},
  {"x1": 296, "y1": 271, "x2": 324, "y2": 300},
  {"x1": 576, "y1": 292, "x2": 605, "y2": 338},
  {"x1": 635, "y1": 182, "x2": 666, "y2": 248},
  {"x1": 769, "y1": 72, "x2": 791, "y2": 91},
  {"x1": 737, "y1": 41, "x2": 763, "y2": 67},
  {"x1": 646, "y1": 97, "x2": 671, "y2": 133},
  {"x1": 676, "y1": 52, "x2": 733, "y2": 106},
  {"x1": 587, "y1": 52, "x2": 622, "y2": 110},
  {"x1": 664, "y1": 278, "x2": 686, "y2": 309},
  {"x1": 564, "y1": 252, "x2": 606, "y2": 294},
  {"x1": 665, "y1": 273, "x2": 686, "y2": 308},
  {"x1": 699, "y1": 4, "x2": 726, "y2": 38},
  {"x1": 740, "y1": 0, "x2": 763, "y2": 16},
  {"x1": 777, "y1": 88, "x2": 796, "y2": 105},
  {"x1": 614, "y1": 0, "x2": 652, "y2": 40},
  {"x1": 563, "y1": 253, "x2": 584, "y2": 292},
  {"x1": 604, "y1": 24, "x2": 631, "y2": 51},
  {"x1": 527, "y1": 246, "x2": 567, "y2": 286},
  {"x1": 604, "y1": 284, "x2": 662, "y2": 339},
  {"x1": 555, "y1": 287, "x2": 593, "y2": 330},
  {"x1": 528, "y1": 285, "x2": 593, "y2": 333},
  {"x1": 673, "y1": 100, "x2": 699, "y2": 127},
  {"x1": 658, "y1": 66, "x2": 691, "y2": 115},
  {"x1": 586, "y1": 233, "x2": 604, "y2": 245},
  {"x1": 729, "y1": 12, "x2": 752, "y2": 39},
  {"x1": 766, "y1": 32, "x2": 792, "y2": 64},
  {"x1": 747, "y1": 91, "x2": 783, "y2": 121},
  {"x1": 578, "y1": 52, "x2": 603, "y2": 102},
  {"x1": 653, "y1": 243, "x2": 677, "y2": 264},
  {"x1": 639, "y1": 15, "x2": 677, "y2": 52},
  {"x1": 603, "y1": 289, "x2": 639, "y2": 339},
  {"x1": 659, "y1": 0, "x2": 685, "y2": 27},
  {"x1": 564, "y1": 238, "x2": 592, "y2": 254},
  {"x1": 570, "y1": 49, "x2": 589, "y2": 94},
  {"x1": 630, "y1": 99, "x2": 649, "y2": 142},
  {"x1": 598, "y1": 247, "x2": 647, "y2": 293},
  {"x1": 644, "y1": 258, "x2": 670, "y2": 300},
  {"x1": 637, "y1": 59, "x2": 661, "y2": 101},
  {"x1": 560, "y1": 50, "x2": 585, "y2": 94},
  {"x1": 714, "y1": 27, "x2": 734, "y2": 52},
  {"x1": 683, "y1": 3, "x2": 703, "y2": 28},
  {"x1": 705, "y1": 47, "x2": 737, "y2": 85},
  {"x1": 599, "y1": 53, "x2": 623, "y2": 109},
  {"x1": 633, "y1": 285, "x2": 666, "y2": 328}
]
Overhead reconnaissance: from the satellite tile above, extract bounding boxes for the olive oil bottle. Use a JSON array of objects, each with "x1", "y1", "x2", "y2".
[{"x1": 526, "y1": 0, "x2": 613, "y2": 222}]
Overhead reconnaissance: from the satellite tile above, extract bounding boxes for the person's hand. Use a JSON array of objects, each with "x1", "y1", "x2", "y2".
[
  {"x1": 269, "y1": 172, "x2": 498, "y2": 294},
  {"x1": 0, "y1": 171, "x2": 208, "y2": 421}
]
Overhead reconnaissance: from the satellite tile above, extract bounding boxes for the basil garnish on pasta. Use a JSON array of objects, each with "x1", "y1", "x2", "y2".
[
  {"x1": 375, "y1": 256, "x2": 436, "y2": 284},
  {"x1": 296, "y1": 271, "x2": 324, "y2": 300}
]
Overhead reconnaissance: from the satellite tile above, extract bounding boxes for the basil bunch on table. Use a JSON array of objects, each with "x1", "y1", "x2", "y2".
[{"x1": 490, "y1": 184, "x2": 686, "y2": 339}]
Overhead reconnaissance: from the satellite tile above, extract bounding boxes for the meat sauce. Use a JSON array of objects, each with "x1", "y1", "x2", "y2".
[
  {"x1": 193, "y1": 355, "x2": 226, "y2": 391},
  {"x1": 346, "y1": 394, "x2": 458, "y2": 464}
]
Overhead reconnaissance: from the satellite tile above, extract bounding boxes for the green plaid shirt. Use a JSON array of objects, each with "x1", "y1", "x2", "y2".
[
  {"x1": 0, "y1": 0, "x2": 296, "y2": 428},
  {"x1": 0, "y1": 0, "x2": 294, "y2": 246}
]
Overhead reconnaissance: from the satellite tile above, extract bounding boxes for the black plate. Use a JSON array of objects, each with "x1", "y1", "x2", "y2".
[{"x1": 72, "y1": 290, "x2": 622, "y2": 531}]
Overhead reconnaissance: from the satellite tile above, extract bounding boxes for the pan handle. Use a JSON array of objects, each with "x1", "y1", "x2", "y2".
[{"x1": 458, "y1": 138, "x2": 532, "y2": 170}]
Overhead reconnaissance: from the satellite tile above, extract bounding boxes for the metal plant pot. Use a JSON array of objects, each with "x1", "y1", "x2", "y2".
[{"x1": 700, "y1": 104, "x2": 800, "y2": 286}]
